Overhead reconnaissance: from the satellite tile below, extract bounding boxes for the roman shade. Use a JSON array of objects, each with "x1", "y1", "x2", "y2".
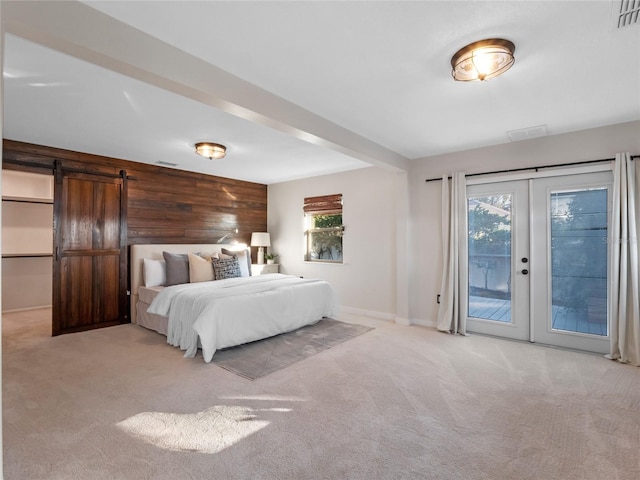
[{"x1": 303, "y1": 194, "x2": 342, "y2": 215}]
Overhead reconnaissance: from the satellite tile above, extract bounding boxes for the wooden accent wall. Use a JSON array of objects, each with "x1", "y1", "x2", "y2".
[{"x1": 2, "y1": 140, "x2": 267, "y2": 249}]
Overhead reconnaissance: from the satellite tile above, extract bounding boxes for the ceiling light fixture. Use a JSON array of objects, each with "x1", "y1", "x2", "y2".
[
  {"x1": 451, "y1": 38, "x2": 515, "y2": 82},
  {"x1": 195, "y1": 142, "x2": 226, "y2": 160}
]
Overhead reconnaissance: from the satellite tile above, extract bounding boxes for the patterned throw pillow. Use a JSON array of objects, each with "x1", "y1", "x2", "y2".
[
  {"x1": 212, "y1": 257, "x2": 241, "y2": 280},
  {"x1": 221, "y1": 248, "x2": 252, "y2": 277}
]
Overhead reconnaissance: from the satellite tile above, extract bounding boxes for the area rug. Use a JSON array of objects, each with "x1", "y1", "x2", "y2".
[{"x1": 211, "y1": 318, "x2": 373, "y2": 380}]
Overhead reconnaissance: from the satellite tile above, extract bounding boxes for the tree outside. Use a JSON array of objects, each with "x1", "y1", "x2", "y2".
[
  {"x1": 468, "y1": 196, "x2": 511, "y2": 298},
  {"x1": 307, "y1": 213, "x2": 343, "y2": 262}
]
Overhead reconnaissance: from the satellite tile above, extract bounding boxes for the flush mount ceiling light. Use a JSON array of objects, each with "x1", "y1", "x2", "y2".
[
  {"x1": 195, "y1": 142, "x2": 226, "y2": 160},
  {"x1": 451, "y1": 38, "x2": 515, "y2": 82}
]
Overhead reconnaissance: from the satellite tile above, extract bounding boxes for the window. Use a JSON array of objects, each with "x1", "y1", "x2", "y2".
[{"x1": 304, "y1": 194, "x2": 344, "y2": 263}]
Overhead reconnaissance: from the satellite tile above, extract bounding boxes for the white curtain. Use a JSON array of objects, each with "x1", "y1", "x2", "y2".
[
  {"x1": 608, "y1": 153, "x2": 640, "y2": 366},
  {"x1": 437, "y1": 173, "x2": 468, "y2": 334}
]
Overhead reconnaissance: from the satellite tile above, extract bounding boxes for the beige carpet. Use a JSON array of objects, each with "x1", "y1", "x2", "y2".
[
  {"x1": 212, "y1": 318, "x2": 373, "y2": 379},
  {"x1": 2, "y1": 308, "x2": 639, "y2": 480}
]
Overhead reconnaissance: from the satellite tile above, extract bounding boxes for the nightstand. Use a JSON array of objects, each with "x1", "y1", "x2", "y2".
[{"x1": 251, "y1": 263, "x2": 279, "y2": 275}]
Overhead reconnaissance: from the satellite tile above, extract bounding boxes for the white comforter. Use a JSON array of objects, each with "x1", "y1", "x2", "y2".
[{"x1": 147, "y1": 274, "x2": 339, "y2": 362}]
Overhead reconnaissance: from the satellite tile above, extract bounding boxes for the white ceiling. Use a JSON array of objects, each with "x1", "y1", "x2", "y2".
[{"x1": 3, "y1": 1, "x2": 639, "y2": 184}]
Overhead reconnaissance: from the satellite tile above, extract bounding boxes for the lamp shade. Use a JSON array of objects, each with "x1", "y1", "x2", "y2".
[{"x1": 250, "y1": 232, "x2": 271, "y2": 247}]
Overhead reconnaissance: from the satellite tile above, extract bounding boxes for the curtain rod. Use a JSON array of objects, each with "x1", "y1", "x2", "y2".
[{"x1": 424, "y1": 155, "x2": 639, "y2": 183}]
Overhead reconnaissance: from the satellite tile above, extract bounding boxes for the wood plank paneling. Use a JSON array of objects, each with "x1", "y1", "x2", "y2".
[{"x1": 3, "y1": 140, "x2": 268, "y2": 251}]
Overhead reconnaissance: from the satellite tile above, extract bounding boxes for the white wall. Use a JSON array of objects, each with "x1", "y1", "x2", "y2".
[
  {"x1": 408, "y1": 121, "x2": 640, "y2": 327},
  {"x1": 2, "y1": 202, "x2": 53, "y2": 255},
  {"x1": 268, "y1": 166, "x2": 400, "y2": 320},
  {"x1": 269, "y1": 121, "x2": 640, "y2": 327},
  {"x1": 1, "y1": 257, "x2": 52, "y2": 311}
]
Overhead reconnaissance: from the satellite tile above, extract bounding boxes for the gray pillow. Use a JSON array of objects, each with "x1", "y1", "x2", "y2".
[
  {"x1": 163, "y1": 252, "x2": 190, "y2": 286},
  {"x1": 212, "y1": 256, "x2": 241, "y2": 280}
]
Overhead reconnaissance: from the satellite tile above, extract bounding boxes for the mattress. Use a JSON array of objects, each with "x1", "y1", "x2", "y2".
[{"x1": 138, "y1": 285, "x2": 163, "y2": 305}]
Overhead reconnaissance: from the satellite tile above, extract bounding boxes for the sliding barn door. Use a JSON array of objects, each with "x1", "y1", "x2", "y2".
[{"x1": 53, "y1": 166, "x2": 128, "y2": 335}]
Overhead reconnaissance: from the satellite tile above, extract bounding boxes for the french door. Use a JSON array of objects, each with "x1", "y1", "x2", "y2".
[{"x1": 466, "y1": 171, "x2": 612, "y2": 353}]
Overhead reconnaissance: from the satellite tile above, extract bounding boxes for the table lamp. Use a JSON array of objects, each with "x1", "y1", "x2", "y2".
[{"x1": 251, "y1": 232, "x2": 271, "y2": 265}]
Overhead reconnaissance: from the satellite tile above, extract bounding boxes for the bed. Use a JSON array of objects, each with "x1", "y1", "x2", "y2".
[{"x1": 130, "y1": 244, "x2": 339, "y2": 362}]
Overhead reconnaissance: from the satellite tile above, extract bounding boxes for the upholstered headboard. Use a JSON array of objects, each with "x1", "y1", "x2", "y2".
[{"x1": 129, "y1": 243, "x2": 248, "y2": 324}]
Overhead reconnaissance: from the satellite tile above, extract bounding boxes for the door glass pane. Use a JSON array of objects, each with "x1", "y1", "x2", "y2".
[
  {"x1": 468, "y1": 195, "x2": 512, "y2": 322},
  {"x1": 550, "y1": 188, "x2": 608, "y2": 336}
]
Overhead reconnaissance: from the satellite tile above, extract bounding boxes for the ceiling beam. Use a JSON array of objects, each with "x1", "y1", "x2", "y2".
[{"x1": 2, "y1": 0, "x2": 410, "y2": 172}]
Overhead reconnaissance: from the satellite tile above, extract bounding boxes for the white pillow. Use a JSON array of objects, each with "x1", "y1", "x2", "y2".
[
  {"x1": 189, "y1": 253, "x2": 215, "y2": 282},
  {"x1": 143, "y1": 258, "x2": 166, "y2": 287}
]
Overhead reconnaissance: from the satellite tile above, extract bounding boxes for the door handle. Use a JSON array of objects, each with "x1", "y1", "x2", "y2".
[{"x1": 521, "y1": 269, "x2": 529, "y2": 275}]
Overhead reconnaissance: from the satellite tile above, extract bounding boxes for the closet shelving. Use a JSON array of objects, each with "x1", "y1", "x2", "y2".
[{"x1": 2, "y1": 170, "x2": 54, "y2": 311}]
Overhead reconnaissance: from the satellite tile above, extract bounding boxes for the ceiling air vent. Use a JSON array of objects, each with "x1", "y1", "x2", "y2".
[
  {"x1": 155, "y1": 160, "x2": 178, "y2": 167},
  {"x1": 612, "y1": 0, "x2": 640, "y2": 28},
  {"x1": 506, "y1": 125, "x2": 548, "y2": 142}
]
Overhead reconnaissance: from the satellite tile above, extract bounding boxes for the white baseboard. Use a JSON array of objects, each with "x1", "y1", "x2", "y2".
[
  {"x1": 337, "y1": 308, "x2": 438, "y2": 329},
  {"x1": 411, "y1": 318, "x2": 437, "y2": 328},
  {"x1": 394, "y1": 317, "x2": 411, "y2": 326},
  {"x1": 338, "y1": 306, "x2": 395, "y2": 323},
  {"x1": 2, "y1": 304, "x2": 52, "y2": 314},
  {"x1": 339, "y1": 308, "x2": 424, "y2": 327}
]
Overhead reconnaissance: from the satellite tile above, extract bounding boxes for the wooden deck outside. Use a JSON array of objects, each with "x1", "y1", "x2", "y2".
[{"x1": 468, "y1": 295, "x2": 607, "y2": 336}]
